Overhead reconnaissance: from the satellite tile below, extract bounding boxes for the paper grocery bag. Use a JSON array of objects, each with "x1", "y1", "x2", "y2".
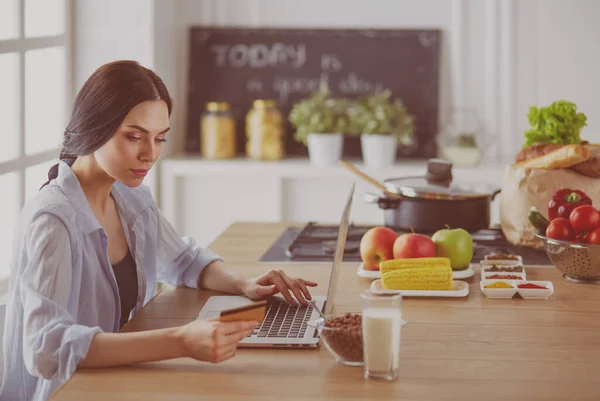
[{"x1": 499, "y1": 165, "x2": 600, "y2": 248}]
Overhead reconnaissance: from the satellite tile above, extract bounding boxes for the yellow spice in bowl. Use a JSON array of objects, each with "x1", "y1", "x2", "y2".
[{"x1": 484, "y1": 281, "x2": 513, "y2": 288}]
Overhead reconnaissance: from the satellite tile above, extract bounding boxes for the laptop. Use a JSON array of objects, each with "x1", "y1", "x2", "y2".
[{"x1": 197, "y1": 182, "x2": 355, "y2": 348}]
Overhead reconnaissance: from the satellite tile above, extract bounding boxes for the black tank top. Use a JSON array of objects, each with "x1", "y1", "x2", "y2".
[{"x1": 111, "y1": 251, "x2": 138, "y2": 329}]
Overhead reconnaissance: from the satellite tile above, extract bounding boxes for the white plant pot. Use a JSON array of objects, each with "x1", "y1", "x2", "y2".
[
  {"x1": 307, "y1": 133, "x2": 344, "y2": 167},
  {"x1": 360, "y1": 134, "x2": 398, "y2": 168}
]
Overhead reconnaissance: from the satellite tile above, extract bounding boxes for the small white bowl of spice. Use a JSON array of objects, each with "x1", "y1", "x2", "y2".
[{"x1": 480, "y1": 280, "x2": 518, "y2": 299}]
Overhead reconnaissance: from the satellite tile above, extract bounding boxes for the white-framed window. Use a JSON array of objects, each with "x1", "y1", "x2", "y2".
[{"x1": 0, "y1": 0, "x2": 72, "y2": 292}]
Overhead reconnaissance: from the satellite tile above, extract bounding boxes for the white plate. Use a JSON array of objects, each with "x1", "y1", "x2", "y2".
[
  {"x1": 370, "y1": 279, "x2": 469, "y2": 297},
  {"x1": 452, "y1": 265, "x2": 475, "y2": 279},
  {"x1": 515, "y1": 281, "x2": 554, "y2": 300},
  {"x1": 357, "y1": 263, "x2": 382, "y2": 278},
  {"x1": 358, "y1": 263, "x2": 475, "y2": 280}
]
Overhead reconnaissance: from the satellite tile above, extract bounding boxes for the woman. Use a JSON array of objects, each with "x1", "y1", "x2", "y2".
[{"x1": 0, "y1": 60, "x2": 317, "y2": 401}]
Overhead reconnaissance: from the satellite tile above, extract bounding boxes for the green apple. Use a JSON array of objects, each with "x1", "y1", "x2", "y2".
[{"x1": 431, "y1": 227, "x2": 474, "y2": 270}]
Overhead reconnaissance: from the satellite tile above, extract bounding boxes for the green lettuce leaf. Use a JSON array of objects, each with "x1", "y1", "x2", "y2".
[{"x1": 523, "y1": 100, "x2": 587, "y2": 147}]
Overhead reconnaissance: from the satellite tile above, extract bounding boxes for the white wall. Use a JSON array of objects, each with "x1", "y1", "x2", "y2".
[
  {"x1": 518, "y1": 0, "x2": 600, "y2": 140},
  {"x1": 73, "y1": 0, "x2": 159, "y2": 197},
  {"x1": 74, "y1": 0, "x2": 154, "y2": 89},
  {"x1": 0, "y1": 304, "x2": 5, "y2": 383}
]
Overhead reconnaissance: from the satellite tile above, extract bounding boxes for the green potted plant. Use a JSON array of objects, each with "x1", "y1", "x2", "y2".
[
  {"x1": 289, "y1": 85, "x2": 351, "y2": 166},
  {"x1": 348, "y1": 90, "x2": 415, "y2": 167}
]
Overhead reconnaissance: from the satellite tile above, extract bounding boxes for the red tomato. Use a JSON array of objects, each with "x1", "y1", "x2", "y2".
[
  {"x1": 588, "y1": 227, "x2": 600, "y2": 245},
  {"x1": 546, "y1": 218, "x2": 575, "y2": 241},
  {"x1": 569, "y1": 205, "x2": 600, "y2": 233}
]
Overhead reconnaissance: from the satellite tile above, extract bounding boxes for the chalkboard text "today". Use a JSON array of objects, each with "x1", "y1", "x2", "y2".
[{"x1": 211, "y1": 43, "x2": 306, "y2": 68}]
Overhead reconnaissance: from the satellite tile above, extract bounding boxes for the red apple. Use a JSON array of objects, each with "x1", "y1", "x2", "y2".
[
  {"x1": 393, "y1": 233, "x2": 436, "y2": 259},
  {"x1": 360, "y1": 227, "x2": 399, "y2": 270}
]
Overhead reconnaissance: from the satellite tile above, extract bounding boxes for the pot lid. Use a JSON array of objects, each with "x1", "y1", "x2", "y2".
[
  {"x1": 383, "y1": 176, "x2": 498, "y2": 200},
  {"x1": 382, "y1": 159, "x2": 498, "y2": 200}
]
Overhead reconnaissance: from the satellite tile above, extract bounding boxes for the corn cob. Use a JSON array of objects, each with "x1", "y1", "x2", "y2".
[
  {"x1": 379, "y1": 257, "x2": 451, "y2": 275},
  {"x1": 381, "y1": 265, "x2": 453, "y2": 290}
]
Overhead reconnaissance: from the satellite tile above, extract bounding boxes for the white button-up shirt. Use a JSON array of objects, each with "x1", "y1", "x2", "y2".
[{"x1": 0, "y1": 161, "x2": 223, "y2": 401}]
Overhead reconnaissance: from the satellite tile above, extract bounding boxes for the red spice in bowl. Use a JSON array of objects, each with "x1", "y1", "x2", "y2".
[{"x1": 518, "y1": 283, "x2": 547, "y2": 289}]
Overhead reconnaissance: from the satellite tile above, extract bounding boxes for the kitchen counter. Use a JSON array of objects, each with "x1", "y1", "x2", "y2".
[{"x1": 50, "y1": 222, "x2": 600, "y2": 401}]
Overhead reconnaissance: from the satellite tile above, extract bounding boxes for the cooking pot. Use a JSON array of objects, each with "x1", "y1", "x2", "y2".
[{"x1": 364, "y1": 159, "x2": 501, "y2": 233}]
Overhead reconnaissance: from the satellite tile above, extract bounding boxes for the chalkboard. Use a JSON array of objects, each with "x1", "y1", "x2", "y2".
[{"x1": 186, "y1": 27, "x2": 441, "y2": 158}]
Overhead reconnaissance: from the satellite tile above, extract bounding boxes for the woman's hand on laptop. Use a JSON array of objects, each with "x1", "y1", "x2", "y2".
[
  {"x1": 178, "y1": 319, "x2": 259, "y2": 363},
  {"x1": 242, "y1": 270, "x2": 318, "y2": 306}
]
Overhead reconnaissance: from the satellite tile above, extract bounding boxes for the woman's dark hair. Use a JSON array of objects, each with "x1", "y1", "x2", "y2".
[{"x1": 41, "y1": 60, "x2": 172, "y2": 189}]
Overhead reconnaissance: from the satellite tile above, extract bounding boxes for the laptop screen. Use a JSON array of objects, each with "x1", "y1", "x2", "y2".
[{"x1": 323, "y1": 182, "x2": 355, "y2": 316}]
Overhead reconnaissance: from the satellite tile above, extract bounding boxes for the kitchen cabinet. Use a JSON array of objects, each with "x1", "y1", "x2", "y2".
[{"x1": 160, "y1": 157, "x2": 506, "y2": 247}]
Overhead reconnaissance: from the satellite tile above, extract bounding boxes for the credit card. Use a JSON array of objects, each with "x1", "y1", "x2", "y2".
[{"x1": 219, "y1": 300, "x2": 267, "y2": 323}]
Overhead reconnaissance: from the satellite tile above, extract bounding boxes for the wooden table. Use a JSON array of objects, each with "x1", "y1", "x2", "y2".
[{"x1": 51, "y1": 222, "x2": 600, "y2": 401}]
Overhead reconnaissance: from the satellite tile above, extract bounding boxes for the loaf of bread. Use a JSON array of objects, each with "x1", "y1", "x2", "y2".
[
  {"x1": 515, "y1": 143, "x2": 564, "y2": 163},
  {"x1": 514, "y1": 144, "x2": 590, "y2": 169},
  {"x1": 572, "y1": 144, "x2": 600, "y2": 177},
  {"x1": 514, "y1": 142, "x2": 600, "y2": 177}
]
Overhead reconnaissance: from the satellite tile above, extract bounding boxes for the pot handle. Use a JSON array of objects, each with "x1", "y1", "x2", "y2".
[{"x1": 364, "y1": 192, "x2": 401, "y2": 210}]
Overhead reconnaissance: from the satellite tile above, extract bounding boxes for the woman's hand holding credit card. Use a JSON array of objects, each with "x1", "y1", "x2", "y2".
[{"x1": 177, "y1": 304, "x2": 264, "y2": 363}]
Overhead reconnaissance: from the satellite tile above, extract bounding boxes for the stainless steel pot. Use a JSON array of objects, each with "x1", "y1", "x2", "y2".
[{"x1": 364, "y1": 159, "x2": 501, "y2": 233}]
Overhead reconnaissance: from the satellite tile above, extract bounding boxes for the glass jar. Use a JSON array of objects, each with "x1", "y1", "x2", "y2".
[
  {"x1": 437, "y1": 109, "x2": 492, "y2": 167},
  {"x1": 200, "y1": 102, "x2": 237, "y2": 159},
  {"x1": 245, "y1": 99, "x2": 285, "y2": 160}
]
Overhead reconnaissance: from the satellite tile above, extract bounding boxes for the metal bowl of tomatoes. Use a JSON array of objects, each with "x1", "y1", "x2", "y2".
[{"x1": 535, "y1": 233, "x2": 600, "y2": 284}]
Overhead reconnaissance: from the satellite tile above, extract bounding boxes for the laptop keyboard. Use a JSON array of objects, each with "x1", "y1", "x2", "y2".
[{"x1": 249, "y1": 300, "x2": 313, "y2": 339}]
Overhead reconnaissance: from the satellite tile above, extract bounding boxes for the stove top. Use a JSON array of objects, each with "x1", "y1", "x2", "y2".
[{"x1": 258, "y1": 222, "x2": 551, "y2": 266}]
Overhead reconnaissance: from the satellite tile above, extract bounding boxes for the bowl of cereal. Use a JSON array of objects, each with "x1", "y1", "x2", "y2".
[{"x1": 308, "y1": 313, "x2": 364, "y2": 366}]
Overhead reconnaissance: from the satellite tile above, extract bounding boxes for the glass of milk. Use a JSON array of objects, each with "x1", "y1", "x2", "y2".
[{"x1": 361, "y1": 290, "x2": 403, "y2": 381}]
